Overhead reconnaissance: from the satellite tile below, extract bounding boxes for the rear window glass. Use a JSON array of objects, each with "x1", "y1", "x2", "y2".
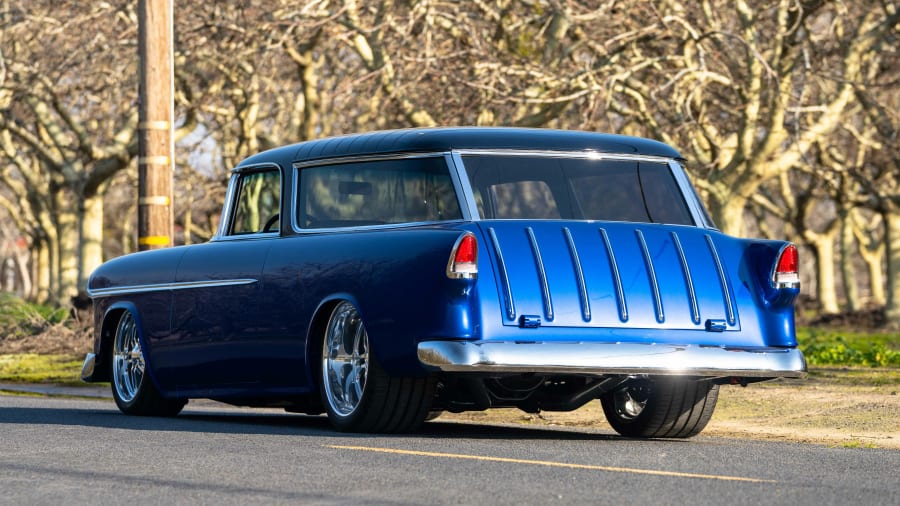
[
  {"x1": 463, "y1": 155, "x2": 694, "y2": 225},
  {"x1": 297, "y1": 157, "x2": 462, "y2": 228}
]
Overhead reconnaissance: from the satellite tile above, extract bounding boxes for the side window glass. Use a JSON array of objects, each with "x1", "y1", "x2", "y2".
[
  {"x1": 489, "y1": 181, "x2": 561, "y2": 219},
  {"x1": 230, "y1": 169, "x2": 281, "y2": 235},
  {"x1": 297, "y1": 157, "x2": 462, "y2": 229},
  {"x1": 637, "y1": 162, "x2": 694, "y2": 226}
]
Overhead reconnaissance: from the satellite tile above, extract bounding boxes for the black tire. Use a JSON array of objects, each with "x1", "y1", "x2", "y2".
[
  {"x1": 600, "y1": 377, "x2": 718, "y2": 438},
  {"x1": 110, "y1": 311, "x2": 186, "y2": 417},
  {"x1": 319, "y1": 301, "x2": 434, "y2": 433}
]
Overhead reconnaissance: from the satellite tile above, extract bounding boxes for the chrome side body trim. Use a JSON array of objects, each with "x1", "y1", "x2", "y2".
[
  {"x1": 599, "y1": 228, "x2": 628, "y2": 322},
  {"x1": 88, "y1": 278, "x2": 258, "y2": 298},
  {"x1": 487, "y1": 227, "x2": 516, "y2": 320},
  {"x1": 705, "y1": 234, "x2": 736, "y2": 326},
  {"x1": 525, "y1": 227, "x2": 553, "y2": 321},
  {"x1": 635, "y1": 229, "x2": 664, "y2": 323},
  {"x1": 418, "y1": 341, "x2": 807, "y2": 378}
]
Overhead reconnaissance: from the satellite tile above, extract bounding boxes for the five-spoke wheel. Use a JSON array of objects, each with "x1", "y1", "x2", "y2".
[
  {"x1": 319, "y1": 301, "x2": 434, "y2": 433},
  {"x1": 322, "y1": 301, "x2": 369, "y2": 417},
  {"x1": 109, "y1": 310, "x2": 185, "y2": 416},
  {"x1": 112, "y1": 311, "x2": 145, "y2": 404}
]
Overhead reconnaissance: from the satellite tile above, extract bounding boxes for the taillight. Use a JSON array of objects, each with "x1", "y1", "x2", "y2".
[
  {"x1": 447, "y1": 233, "x2": 478, "y2": 279},
  {"x1": 772, "y1": 244, "x2": 800, "y2": 288}
]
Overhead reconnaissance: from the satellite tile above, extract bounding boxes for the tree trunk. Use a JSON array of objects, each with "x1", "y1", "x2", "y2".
[
  {"x1": 839, "y1": 212, "x2": 861, "y2": 311},
  {"x1": 33, "y1": 238, "x2": 51, "y2": 304},
  {"x1": 811, "y1": 234, "x2": 840, "y2": 314},
  {"x1": 709, "y1": 193, "x2": 747, "y2": 237},
  {"x1": 55, "y1": 202, "x2": 80, "y2": 303},
  {"x1": 853, "y1": 210, "x2": 886, "y2": 306},
  {"x1": 885, "y1": 205, "x2": 900, "y2": 324},
  {"x1": 14, "y1": 248, "x2": 32, "y2": 299},
  {"x1": 865, "y1": 254, "x2": 887, "y2": 307},
  {"x1": 78, "y1": 192, "x2": 105, "y2": 290}
]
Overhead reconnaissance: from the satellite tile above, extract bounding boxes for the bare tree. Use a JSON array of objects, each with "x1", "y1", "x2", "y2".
[
  {"x1": 0, "y1": 1, "x2": 140, "y2": 300},
  {"x1": 600, "y1": 1, "x2": 898, "y2": 238}
]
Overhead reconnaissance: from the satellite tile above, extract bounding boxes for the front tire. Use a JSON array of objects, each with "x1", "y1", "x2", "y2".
[
  {"x1": 319, "y1": 301, "x2": 434, "y2": 433},
  {"x1": 601, "y1": 377, "x2": 718, "y2": 438},
  {"x1": 110, "y1": 311, "x2": 185, "y2": 416}
]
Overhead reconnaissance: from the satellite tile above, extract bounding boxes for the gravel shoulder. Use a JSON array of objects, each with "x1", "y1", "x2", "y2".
[{"x1": 438, "y1": 368, "x2": 900, "y2": 449}]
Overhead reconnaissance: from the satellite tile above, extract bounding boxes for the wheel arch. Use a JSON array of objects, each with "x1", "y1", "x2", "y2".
[
  {"x1": 94, "y1": 302, "x2": 166, "y2": 394},
  {"x1": 305, "y1": 295, "x2": 357, "y2": 389},
  {"x1": 90, "y1": 304, "x2": 130, "y2": 383}
]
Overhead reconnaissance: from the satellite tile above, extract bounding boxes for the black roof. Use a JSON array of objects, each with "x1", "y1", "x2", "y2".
[{"x1": 237, "y1": 127, "x2": 682, "y2": 167}]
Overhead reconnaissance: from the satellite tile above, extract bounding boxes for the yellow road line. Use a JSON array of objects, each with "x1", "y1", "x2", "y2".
[{"x1": 326, "y1": 445, "x2": 776, "y2": 484}]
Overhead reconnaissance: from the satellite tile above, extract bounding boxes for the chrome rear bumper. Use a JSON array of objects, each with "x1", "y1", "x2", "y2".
[{"x1": 417, "y1": 341, "x2": 807, "y2": 378}]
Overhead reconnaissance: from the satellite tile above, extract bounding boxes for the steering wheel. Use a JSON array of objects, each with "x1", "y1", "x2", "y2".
[{"x1": 262, "y1": 213, "x2": 280, "y2": 233}]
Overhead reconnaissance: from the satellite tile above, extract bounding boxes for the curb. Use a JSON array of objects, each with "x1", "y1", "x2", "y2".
[{"x1": 0, "y1": 382, "x2": 112, "y2": 399}]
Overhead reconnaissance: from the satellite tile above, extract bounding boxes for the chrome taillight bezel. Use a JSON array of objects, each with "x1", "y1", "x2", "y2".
[
  {"x1": 446, "y1": 232, "x2": 478, "y2": 280},
  {"x1": 771, "y1": 243, "x2": 800, "y2": 289}
]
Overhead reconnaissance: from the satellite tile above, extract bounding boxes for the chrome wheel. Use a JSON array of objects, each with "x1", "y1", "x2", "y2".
[
  {"x1": 322, "y1": 301, "x2": 369, "y2": 417},
  {"x1": 113, "y1": 312, "x2": 145, "y2": 403}
]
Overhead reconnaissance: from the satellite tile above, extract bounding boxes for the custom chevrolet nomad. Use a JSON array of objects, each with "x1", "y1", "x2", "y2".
[{"x1": 82, "y1": 127, "x2": 806, "y2": 437}]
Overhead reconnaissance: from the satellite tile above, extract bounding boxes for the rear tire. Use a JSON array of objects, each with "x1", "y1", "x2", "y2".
[
  {"x1": 319, "y1": 301, "x2": 434, "y2": 433},
  {"x1": 110, "y1": 311, "x2": 185, "y2": 417},
  {"x1": 601, "y1": 377, "x2": 718, "y2": 438}
]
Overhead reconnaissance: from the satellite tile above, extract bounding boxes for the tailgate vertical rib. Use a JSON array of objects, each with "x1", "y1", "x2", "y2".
[
  {"x1": 563, "y1": 227, "x2": 591, "y2": 321},
  {"x1": 487, "y1": 227, "x2": 516, "y2": 320},
  {"x1": 635, "y1": 230, "x2": 665, "y2": 323},
  {"x1": 599, "y1": 228, "x2": 628, "y2": 322},
  {"x1": 671, "y1": 231, "x2": 701, "y2": 325},
  {"x1": 526, "y1": 227, "x2": 554, "y2": 321},
  {"x1": 705, "y1": 234, "x2": 736, "y2": 326}
]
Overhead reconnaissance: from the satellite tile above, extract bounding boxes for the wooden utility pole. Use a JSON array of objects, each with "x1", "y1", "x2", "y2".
[{"x1": 137, "y1": 0, "x2": 174, "y2": 250}]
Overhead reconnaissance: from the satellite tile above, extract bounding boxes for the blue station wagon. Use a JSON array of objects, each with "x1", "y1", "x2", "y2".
[{"x1": 81, "y1": 127, "x2": 806, "y2": 437}]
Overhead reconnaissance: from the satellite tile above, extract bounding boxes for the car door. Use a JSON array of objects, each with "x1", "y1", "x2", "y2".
[{"x1": 159, "y1": 165, "x2": 282, "y2": 395}]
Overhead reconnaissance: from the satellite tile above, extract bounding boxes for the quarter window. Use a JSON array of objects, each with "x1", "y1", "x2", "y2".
[{"x1": 297, "y1": 157, "x2": 462, "y2": 229}]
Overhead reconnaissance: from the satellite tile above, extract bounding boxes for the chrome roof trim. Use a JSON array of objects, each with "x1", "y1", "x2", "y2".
[
  {"x1": 452, "y1": 149, "x2": 677, "y2": 164},
  {"x1": 292, "y1": 151, "x2": 448, "y2": 170}
]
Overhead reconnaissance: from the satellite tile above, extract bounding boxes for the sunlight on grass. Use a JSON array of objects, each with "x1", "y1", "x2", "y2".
[{"x1": 0, "y1": 354, "x2": 84, "y2": 384}]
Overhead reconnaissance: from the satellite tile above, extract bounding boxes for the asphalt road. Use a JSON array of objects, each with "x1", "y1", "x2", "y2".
[{"x1": 0, "y1": 393, "x2": 897, "y2": 505}]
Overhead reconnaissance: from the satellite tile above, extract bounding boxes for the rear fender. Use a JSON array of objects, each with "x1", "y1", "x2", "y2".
[{"x1": 736, "y1": 240, "x2": 799, "y2": 347}]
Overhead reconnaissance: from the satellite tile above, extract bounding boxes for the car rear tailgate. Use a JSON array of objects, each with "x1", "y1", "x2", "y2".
[{"x1": 478, "y1": 221, "x2": 739, "y2": 331}]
